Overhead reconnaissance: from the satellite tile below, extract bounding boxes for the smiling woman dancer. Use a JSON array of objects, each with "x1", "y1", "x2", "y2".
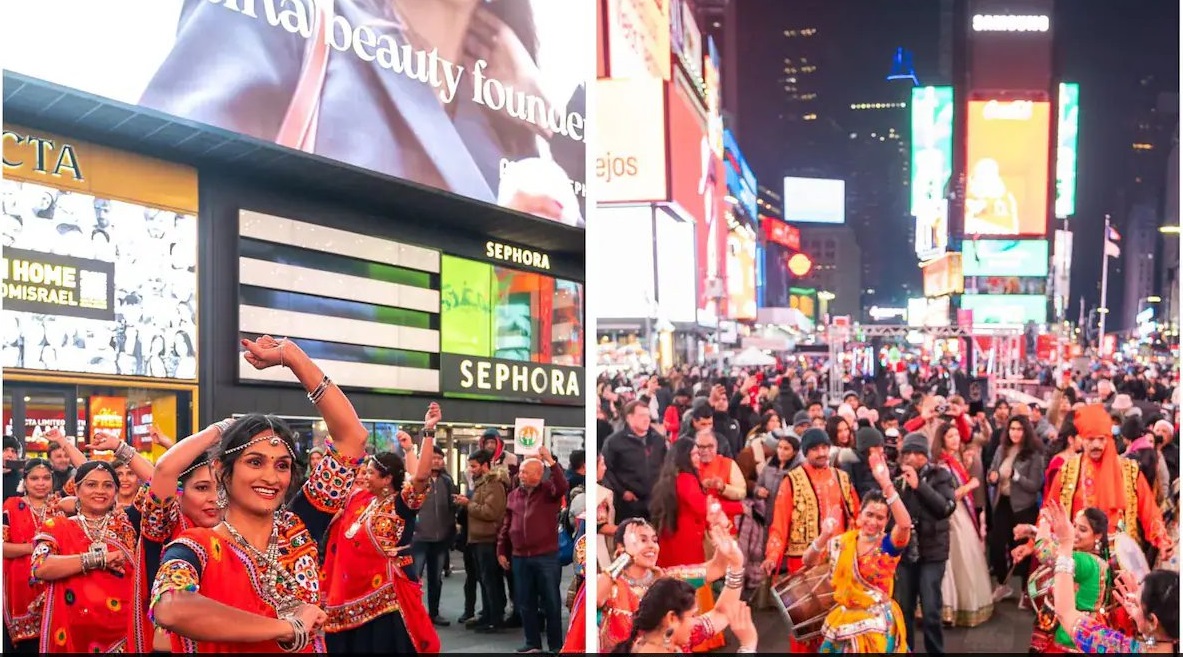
[
  {"x1": 149, "y1": 336, "x2": 368, "y2": 652},
  {"x1": 598, "y1": 518, "x2": 742, "y2": 652},
  {"x1": 2, "y1": 458, "x2": 63, "y2": 654},
  {"x1": 127, "y1": 421, "x2": 226, "y2": 653},
  {"x1": 320, "y1": 403, "x2": 441, "y2": 654},
  {"x1": 30, "y1": 458, "x2": 139, "y2": 653},
  {"x1": 804, "y1": 456, "x2": 913, "y2": 654}
]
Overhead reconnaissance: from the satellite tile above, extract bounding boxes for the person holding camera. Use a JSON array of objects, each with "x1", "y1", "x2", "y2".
[{"x1": 893, "y1": 432, "x2": 957, "y2": 655}]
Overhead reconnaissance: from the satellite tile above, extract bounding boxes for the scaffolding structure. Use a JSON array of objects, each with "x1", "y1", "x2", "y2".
[{"x1": 825, "y1": 325, "x2": 1024, "y2": 401}]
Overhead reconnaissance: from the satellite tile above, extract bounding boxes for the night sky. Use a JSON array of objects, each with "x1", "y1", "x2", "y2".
[{"x1": 732, "y1": 0, "x2": 1179, "y2": 323}]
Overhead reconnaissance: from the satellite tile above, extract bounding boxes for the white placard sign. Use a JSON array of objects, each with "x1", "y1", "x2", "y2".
[{"x1": 513, "y1": 418, "x2": 546, "y2": 456}]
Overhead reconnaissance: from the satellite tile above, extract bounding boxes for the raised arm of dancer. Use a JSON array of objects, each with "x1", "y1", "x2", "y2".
[
  {"x1": 89, "y1": 430, "x2": 155, "y2": 483},
  {"x1": 149, "y1": 422, "x2": 226, "y2": 501},
  {"x1": 243, "y1": 336, "x2": 367, "y2": 460},
  {"x1": 408, "y1": 404, "x2": 440, "y2": 493}
]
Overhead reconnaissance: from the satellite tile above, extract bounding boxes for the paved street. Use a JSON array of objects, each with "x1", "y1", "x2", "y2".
[
  {"x1": 432, "y1": 550, "x2": 576, "y2": 653},
  {"x1": 750, "y1": 592, "x2": 1037, "y2": 653}
]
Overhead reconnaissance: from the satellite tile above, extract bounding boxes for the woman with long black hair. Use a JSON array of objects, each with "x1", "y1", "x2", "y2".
[
  {"x1": 2, "y1": 458, "x2": 62, "y2": 653},
  {"x1": 1047, "y1": 500, "x2": 1179, "y2": 653},
  {"x1": 1013, "y1": 506, "x2": 1111, "y2": 652},
  {"x1": 149, "y1": 336, "x2": 370, "y2": 652},
  {"x1": 987, "y1": 416, "x2": 1045, "y2": 597},
  {"x1": 650, "y1": 439, "x2": 742, "y2": 569}
]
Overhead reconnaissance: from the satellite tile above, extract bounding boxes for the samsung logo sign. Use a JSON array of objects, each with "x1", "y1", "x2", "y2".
[{"x1": 972, "y1": 14, "x2": 1050, "y2": 32}]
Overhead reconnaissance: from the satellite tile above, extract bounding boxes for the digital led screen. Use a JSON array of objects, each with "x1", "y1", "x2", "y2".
[
  {"x1": 960, "y1": 294, "x2": 1048, "y2": 326},
  {"x1": 440, "y1": 255, "x2": 583, "y2": 366},
  {"x1": 911, "y1": 86, "x2": 954, "y2": 258},
  {"x1": 726, "y1": 229, "x2": 757, "y2": 321},
  {"x1": 1, "y1": 179, "x2": 198, "y2": 379},
  {"x1": 724, "y1": 129, "x2": 758, "y2": 220},
  {"x1": 6, "y1": 0, "x2": 591, "y2": 226},
  {"x1": 964, "y1": 99, "x2": 1051, "y2": 236},
  {"x1": 783, "y1": 177, "x2": 846, "y2": 224},
  {"x1": 964, "y1": 276, "x2": 1047, "y2": 295},
  {"x1": 1055, "y1": 83, "x2": 1079, "y2": 219},
  {"x1": 961, "y1": 239, "x2": 1049, "y2": 277}
]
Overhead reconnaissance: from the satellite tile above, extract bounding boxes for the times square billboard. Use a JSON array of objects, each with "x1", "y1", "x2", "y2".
[{"x1": 968, "y1": 0, "x2": 1055, "y2": 92}]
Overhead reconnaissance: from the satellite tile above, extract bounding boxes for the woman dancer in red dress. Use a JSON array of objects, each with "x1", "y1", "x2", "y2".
[
  {"x1": 149, "y1": 337, "x2": 368, "y2": 652},
  {"x1": 127, "y1": 421, "x2": 225, "y2": 652},
  {"x1": 30, "y1": 460, "x2": 138, "y2": 653},
  {"x1": 2, "y1": 458, "x2": 62, "y2": 654},
  {"x1": 321, "y1": 406, "x2": 441, "y2": 653}
]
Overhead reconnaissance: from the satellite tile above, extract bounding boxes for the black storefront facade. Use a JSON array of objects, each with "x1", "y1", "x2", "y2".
[{"x1": 3, "y1": 72, "x2": 586, "y2": 471}]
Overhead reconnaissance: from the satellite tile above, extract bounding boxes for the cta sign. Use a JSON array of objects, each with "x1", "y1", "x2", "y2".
[
  {"x1": 1, "y1": 248, "x2": 115, "y2": 321},
  {"x1": 441, "y1": 354, "x2": 583, "y2": 406}
]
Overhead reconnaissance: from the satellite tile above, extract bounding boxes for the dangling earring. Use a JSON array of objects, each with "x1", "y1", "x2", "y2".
[
  {"x1": 216, "y1": 484, "x2": 228, "y2": 509},
  {"x1": 663, "y1": 627, "x2": 675, "y2": 648},
  {"x1": 1094, "y1": 538, "x2": 1102, "y2": 554}
]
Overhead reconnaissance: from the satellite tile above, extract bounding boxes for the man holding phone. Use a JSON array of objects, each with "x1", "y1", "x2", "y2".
[{"x1": 2, "y1": 436, "x2": 21, "y2": 500}]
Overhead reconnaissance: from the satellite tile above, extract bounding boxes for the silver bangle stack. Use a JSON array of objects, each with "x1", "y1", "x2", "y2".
[
  {"x1": 884, "y1": 488, "x2": 901, "y2": 506},
  {"x1": 737, "y1": 646, "x2": 757, "y2": 653},
  {"x1": 1054, "y1": 555, "x2": 1075, "y2": 575},
  {"x1": 307, "y1": 375, "x2": 332, "y2": 405},
  {"x1": 277, "y1": 615, "x2": 309, "y2": 653},
  {"x1": 724, "y1": 567, "x2": 743, "y2": 589},
  {"x1": 114, "y1": 442, "x2": 136, "y2": 462},
  {"x1": 214, "y1": 419, "x2": 234, "y2": 435},
  {"x1": 80, "y1": 546, "x2": 106, "y2": 572}
]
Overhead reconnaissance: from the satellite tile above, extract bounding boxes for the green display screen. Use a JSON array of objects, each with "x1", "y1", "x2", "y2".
[
  {"x1": 1055, "y1": 82, "x2": 1079, "y2": 219},
  {"x1": 440, "y1": 256, "x2": 494, "y2": 356}
]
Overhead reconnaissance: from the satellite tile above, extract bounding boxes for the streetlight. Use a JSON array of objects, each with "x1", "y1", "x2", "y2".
[{"x1": 1160, "y1": 225, "x2": 1181, "y2": 234}]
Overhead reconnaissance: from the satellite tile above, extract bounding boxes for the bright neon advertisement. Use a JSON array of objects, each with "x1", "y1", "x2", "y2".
[
  {"x1": 911, "y1": 86, "x2": 954, "y2": 258},
  {"x1": 1055, "y1": 83, "x2": 1079, "y2": 219}
]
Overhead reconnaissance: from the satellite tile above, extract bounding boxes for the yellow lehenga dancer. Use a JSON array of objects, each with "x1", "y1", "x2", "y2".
[{"x1": 806, "y1": 456, "x2": 912, "y2": 654}]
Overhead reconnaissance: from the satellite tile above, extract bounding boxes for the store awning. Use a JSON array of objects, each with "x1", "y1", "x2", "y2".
[{"x1": 2, "y1": 72, "x2": 584, "y2": 260}]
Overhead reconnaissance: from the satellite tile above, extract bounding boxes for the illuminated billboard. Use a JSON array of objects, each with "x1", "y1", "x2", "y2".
[
  {"x1": 1055, "y1": 83, "x2": 1079, "y2": 218},
  {"x1": 960, "y1": 294, "x2": 1048, "y2": 326},
  {"x1": 783, "y1": 177, "x2": 846, "y2": 224},
  {"x1": 961, "y1": 239, "x2": 1049, "y2": 277},
  {"x1": 912, "y1": 86, "x2": 953, "y2": 259},
  {"x1": 964, "y1": 99, "x2": 1051, "y2": 236},
  {"x1": 911, "y1": 86, "x2": 954, "y2": 226},
  {"x1": 726, "y1": 229, "x2": 757, "y2": 321},
  {"x1": 6, "y1": 1, "x2": 591, "y2": 226},
  {"x1": 922, "y1": 253, "x2": 965, "y2": 298},
  {"x1": 606, "y1": 0, "x2": 671, "y2": 80},
  {"x1": 724, "y1": 129, "x2": 758, "y2": 220},
  {"x1": 595, "y1": 78, "x2": 668, "y2": 203}
]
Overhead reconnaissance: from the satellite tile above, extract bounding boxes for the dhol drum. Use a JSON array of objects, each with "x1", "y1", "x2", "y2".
[
  {"x1": 1112, "y1": 533, "x2": 1151, "y2": 583},
  {"x1": 771, "y1": 563, "x2": 835, "y2": 642}
]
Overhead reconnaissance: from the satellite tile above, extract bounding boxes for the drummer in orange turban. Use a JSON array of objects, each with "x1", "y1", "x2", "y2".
[{"x1": 1043, "y1": 404, "x2": 1171, "y2": 557}]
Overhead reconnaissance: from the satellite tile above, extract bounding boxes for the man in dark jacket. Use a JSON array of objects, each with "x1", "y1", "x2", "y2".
[
  {"x1": 842, "y1": 427, "x2": 899, "y2": 499},
  {"x1": 412, "y1": 446, "x2": 458, "y2": 627},
  {"x1": 602, "y1": 400, "x2": 668, "y2": 521},
  {"x1": 894, "y1": 432, "x2": 956, "y2": 656},
  {"x1": 496, "y1": 446, "x2": 569, "y2": 654}
]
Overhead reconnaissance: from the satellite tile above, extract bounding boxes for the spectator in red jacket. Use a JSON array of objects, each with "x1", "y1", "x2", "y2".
[
  {"x1": 663, "y1": 388, "x2": 693, "y2": 438},
  {"x1": 497, "y1": 446, "x2": 569, "y2": 654}
]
